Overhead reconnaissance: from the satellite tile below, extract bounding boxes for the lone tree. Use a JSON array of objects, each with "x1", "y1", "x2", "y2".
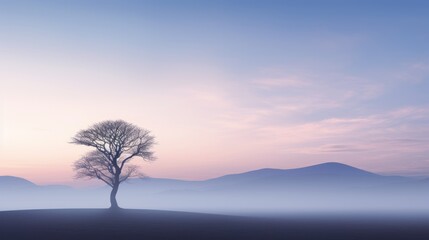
[{"x1": 71, "y1": 120, "x2": 155, "y2": 209}]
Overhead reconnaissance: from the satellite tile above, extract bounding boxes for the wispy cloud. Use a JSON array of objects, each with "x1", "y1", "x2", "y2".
[
  {"x1": 394, "y1": 62, "x2": 429, "y2": 83},
  {"x1": 253, "y1": 77, "x2": 311, "y2": 89},
  {"x1": 319, "y1": 144, "x2": 370, "y2": 153},
  {"x1": 153, "y1": 62, "x2": 429, "y2": 176}
]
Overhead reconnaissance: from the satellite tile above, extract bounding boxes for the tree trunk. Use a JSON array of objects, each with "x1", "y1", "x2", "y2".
[{"x1": 110, "y1": 183, "x2": 120, "y2": 210}]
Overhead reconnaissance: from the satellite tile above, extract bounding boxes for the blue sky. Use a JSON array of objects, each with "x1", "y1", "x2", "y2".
[{"x1": 0, "y1": 0, "x2": 429, "y2": 184}]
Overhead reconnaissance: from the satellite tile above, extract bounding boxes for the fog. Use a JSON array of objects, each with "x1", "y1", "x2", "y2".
[{"x1": 2, "y1": 163, "x2": 429, "y2": 215}]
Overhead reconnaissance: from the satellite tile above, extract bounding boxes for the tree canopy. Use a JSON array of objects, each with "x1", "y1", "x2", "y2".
[{"x1": 71, "y1": 120, "x2": 155, "y2": 209}]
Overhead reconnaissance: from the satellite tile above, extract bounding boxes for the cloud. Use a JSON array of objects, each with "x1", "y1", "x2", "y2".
[
  {"x1": 319, "y1": 144, "x2": 369, "y2": 153},
  {"x1": 162, "y1": 64, "x2": 429, "y2": 176},
  {"x1": 289, "y1": 107, "x2": 429, "y2": 154},
  {"x1": 253, "y1": 77, "x2": 311, "y2": 89},
  {"x1": 394, "y1": 62, "x2": 429, "y2": 83},
  {"x1": 249, "y1": 70, "x2": 385, "y2": 116},
  {"x1": 209, "y1": 103, "x2": 429, "y2": 158}
]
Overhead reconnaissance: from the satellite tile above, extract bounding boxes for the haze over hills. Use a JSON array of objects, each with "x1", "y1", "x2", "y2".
[
  {"x1": 199, "y1": 162, "x2": 407, "y2": 188},
  {"x1": 1, "y1": 162, "x2": 428, "y2": 213},
  {"x1": 0, "y1": 176, "x2": 37, "y2": 190}
]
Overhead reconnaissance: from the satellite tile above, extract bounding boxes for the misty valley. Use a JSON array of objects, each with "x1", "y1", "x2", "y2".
[{"x1": 2, "y1": 162, "x2": 429, "y2": 214}]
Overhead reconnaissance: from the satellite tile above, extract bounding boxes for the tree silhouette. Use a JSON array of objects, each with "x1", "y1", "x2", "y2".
[{"x1": 71, "y1": 120, "x2": 155, "y2": 209}]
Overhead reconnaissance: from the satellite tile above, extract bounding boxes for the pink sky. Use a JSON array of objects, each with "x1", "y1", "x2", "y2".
[{"x1": 1, "y1": 1, "x2": 429, "y2": 186}]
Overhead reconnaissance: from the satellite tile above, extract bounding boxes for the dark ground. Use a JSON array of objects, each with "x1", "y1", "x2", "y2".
[{"x1": 1, "y1": 209, "x2": 429, "y2": 240}]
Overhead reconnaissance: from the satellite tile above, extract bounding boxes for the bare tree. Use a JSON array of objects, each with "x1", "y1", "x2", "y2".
[{"x1": 71, "y1": 120, "x2": 155, "y2": 209}]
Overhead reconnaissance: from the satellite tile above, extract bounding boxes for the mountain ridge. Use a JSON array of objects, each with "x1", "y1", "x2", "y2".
[
  {"x1": 1, "y1": 162, "x2": 428, "y2": 212},
  {"x1": 0, "y1": 176, "x2": 37, "y2": 189},
  {"x1": 0, "y1": 162, "x2": 405, "y2": 188}
]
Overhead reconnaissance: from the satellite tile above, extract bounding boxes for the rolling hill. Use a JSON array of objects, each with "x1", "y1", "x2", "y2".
[
  {"x1": 0, "y1": 176, "x2": 37, "y2": 190},
  {"x1": 0, "y1": 162, "x2": 427, "y2": 212}
]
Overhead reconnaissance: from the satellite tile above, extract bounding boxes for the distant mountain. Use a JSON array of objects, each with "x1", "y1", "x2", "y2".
[
  {"x1": 1, "y1": 162, "x2": 428, "y2": 212},
  {"x1": 0, "y1": 176, "x2": 37, "y2": 190},
  {"x1": 0, "y1": 162, "x2": 415, "y2": 195},
  {"x1": 214, "y1": 162, "x2": 376, "y2": 179},
  {"x1": 0, "y1": 176, "x2": 73, "y2": 192},
  {"x1": 116, "y1": 162, "x2": 429, "y2": 212},
  {"x1": 205, "y1": 162, "x2": 379, "y2": 185},
  {"x1": 0, "y1": 176, "x2": 101, "y2": 211},
  {"x1": 124, "y1": 162, "x2": 409, "y2": 193}
]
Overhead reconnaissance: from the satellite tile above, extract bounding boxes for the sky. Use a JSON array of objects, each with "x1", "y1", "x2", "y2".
[{"x1": 1, "y1": 0, "x2": 429, "y2": 186}]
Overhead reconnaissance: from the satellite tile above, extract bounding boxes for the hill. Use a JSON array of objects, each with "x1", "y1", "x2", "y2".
[
  {"x1": 0, "y1": 162, "x2": 427, "y2": 212},
  {"x1": 1, "y1": 209, "x2": 429, "y2": 240},
  {"x1": 0, "y1": 176, "x2": 37, "y2": 190},
  {"x1": 125, "y1": 162, "x2": 410, "y2": 193}
]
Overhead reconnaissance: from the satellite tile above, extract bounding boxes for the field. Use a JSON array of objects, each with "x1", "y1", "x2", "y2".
[{"x1": 1, "y1": 209, "x2": 429, "y2": 240}]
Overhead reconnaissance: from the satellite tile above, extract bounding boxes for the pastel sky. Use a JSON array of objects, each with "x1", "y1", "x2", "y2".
[{"x1": 1, "y1": 0, "x2": 429, "y2": 185}]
